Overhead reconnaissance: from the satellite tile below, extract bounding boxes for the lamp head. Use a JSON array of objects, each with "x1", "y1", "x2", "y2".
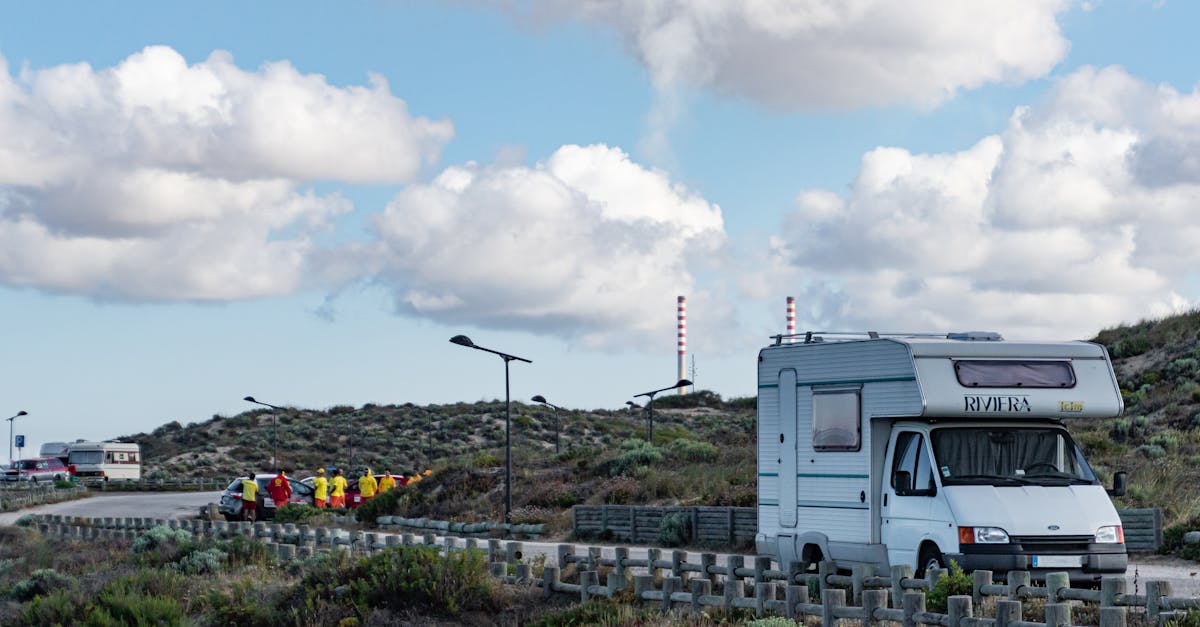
[
  {"x1": 675, "y1": 379, "x2": 693, "y2": 389},
  {"x1": 243, "y1": 396, "x2": 256, "y2": 403},
  {"x1": 625, "y1": 401, "x2": 640, "y2": 408},
  {"x1": 531, "y1": 395, "x2": 547, "y2": 404},
  {"x1": 17, "y1": 411, "x2": 27, "y2": 417},
  {"x1": 449, "y1": 335, "x2": 474, "y2": 348}
]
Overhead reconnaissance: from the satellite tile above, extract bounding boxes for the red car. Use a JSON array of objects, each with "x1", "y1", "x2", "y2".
[{"x1": 4, "y1": 457, "x2": 70, "y2": 482}]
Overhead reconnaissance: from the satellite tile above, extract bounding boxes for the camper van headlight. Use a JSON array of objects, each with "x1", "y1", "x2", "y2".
[
  {"x1": 1095, "y1": 526, "x2": 1124, "y2": 544},
  {"x1": 958, "y1": 526, "x2": 1010, "y2": 544}
]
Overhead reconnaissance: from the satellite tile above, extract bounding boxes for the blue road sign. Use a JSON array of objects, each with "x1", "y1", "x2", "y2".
[{"x1": 14, "y1": 435, "x2": 24, "y2": 448}]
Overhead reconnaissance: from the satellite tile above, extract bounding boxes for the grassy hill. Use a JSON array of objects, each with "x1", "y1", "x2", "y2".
[{"x1": 123, "y1": 310, "x2": 1200, "y2": 537}]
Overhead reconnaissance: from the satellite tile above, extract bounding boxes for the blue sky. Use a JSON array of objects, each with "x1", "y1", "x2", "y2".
[{"x1": 2, "y1": 1, "x2": 1199, "y2": 459}]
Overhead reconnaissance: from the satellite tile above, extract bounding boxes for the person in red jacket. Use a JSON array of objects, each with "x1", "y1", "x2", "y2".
[{"x1": 267, "y1": 470, "x2": 292, "y2": 508}]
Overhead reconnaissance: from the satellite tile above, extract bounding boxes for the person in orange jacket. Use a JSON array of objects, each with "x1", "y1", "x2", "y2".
[
  {"x1": 330, "y1": 469, "x2": 347, "y2": 508},
  {"x1": 378, "y1": 469, "x2": 397, "y2": 494},
  {"x1": 267, "y1": 470, "x2": 292, "y2": 508}
]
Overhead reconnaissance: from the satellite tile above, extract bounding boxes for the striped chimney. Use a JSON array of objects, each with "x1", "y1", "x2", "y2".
[
  {"x1": 677, "y1": 295, "x2": 687, "y2": 395},
  {"x1": 786, "y1": 296, "x2": 796, "y2": 343}
]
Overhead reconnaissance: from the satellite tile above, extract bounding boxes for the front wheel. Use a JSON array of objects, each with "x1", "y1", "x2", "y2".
[
  {"x1": 915, "y1": 545, "x2": 945, "y2": 579},
  {"x1": 29, "y1": 476, "x2": 37, "y2": 484}
]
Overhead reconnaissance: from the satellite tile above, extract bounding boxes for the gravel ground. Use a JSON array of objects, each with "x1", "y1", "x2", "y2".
[{"x1": 1127, "y1": 554, "x2": 1200, "y2": 597}]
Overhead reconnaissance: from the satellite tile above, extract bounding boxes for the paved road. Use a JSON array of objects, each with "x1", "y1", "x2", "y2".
[
  {"x1": 0, "y1": 491, "x2": 221, "y2": 526},
  {"x1": 4, "y1": 493, "x2": 1198, "y2": 597}
]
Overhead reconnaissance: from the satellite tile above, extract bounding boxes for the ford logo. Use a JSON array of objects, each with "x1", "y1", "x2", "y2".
[{"x1": 1047, "y1": 525, "x2": 1061, "y2": 530}]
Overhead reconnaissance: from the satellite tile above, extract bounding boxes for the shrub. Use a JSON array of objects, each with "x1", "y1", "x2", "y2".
[
  {"x1": 598, "y1": 440, "x2": 663, "y2": 477},
  {"x1": 665, "y1": 438, "x2": 719, "y2": 463},
  {"x1": 11, "y1": 568, "x2": 75, "y2": 602},
  {"x1": 658, "y1": 512, "x2": 693, "y2": 547},
  {"x1": 132, "y1": 526, "x2": 193, "y2": 555},
  {"x1": 472, "y1": 452, "x2": 502, "y2": 468},
  {"x1": 20, "y1": 590, "x2": 88, "y2": 626},
  {"x1": 176, "y1": 547, "x2": 225, "y2": 575},
  {"x1": 925, "y1": 560, "x2": 972, "y2": 613},
  {"x1": 294, "y1": 544, "x2": 500, "y2": 618},
  {"x1": 599, "y1": 476, "x2": 640, "y2": 504},
  {"x1": 92, "y1": 590, "x2": 185, "y2": 626},
  {"x1": 274, "y1": 504, "x2": 326, "y2": 524},
  {"x1": 1137, "y1": 444, "x2": 1168, "y2": 459}
]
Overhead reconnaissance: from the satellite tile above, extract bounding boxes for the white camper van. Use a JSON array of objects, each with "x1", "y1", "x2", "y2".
[
  {"x1": 67, "y1": 441, "x2": 141, "y2": 480},
  {"x1": 757, "y1": 331, "x2": 1128, "y2": 581}
]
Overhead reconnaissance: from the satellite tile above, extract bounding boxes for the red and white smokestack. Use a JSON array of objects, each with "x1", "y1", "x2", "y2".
[
  {"x1": 677, "y1": 295, "x2": 687, "y2": 395},
  {"x1": 786, "y1": 296, "x2": 796, "y2": 343}
]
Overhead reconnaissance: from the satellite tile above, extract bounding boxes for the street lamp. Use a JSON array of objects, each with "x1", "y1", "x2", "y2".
[
  {"x1": 6, "y1": 411, "x2": 27, "y2": 465},
  {"x1": 243, "y1": 396, "x2": 283, "y2": 472},
  {"x1": 450, "y1": 334, "x2": 531, "y2": 524},
  {"x1": 531, "y1": 395, "x2": 563, "y2": 455},
  {"x1": 634, "y1": 379, "x2": 692, "y2": 443}
]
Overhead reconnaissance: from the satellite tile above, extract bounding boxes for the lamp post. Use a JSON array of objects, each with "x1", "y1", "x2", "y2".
[
  {"x1": 530, "y1": 395, "x2": 562, "y2": 455},
  {"x1": 6, "y1": 411, "x2": 27, "y2": 465},
  {"x1": 243, "y1": 396, "x2": 283, "y2": 472},
  {"x1": 450, "y1": 334, "x2": 531, "y2": 524},
  {"x1": 634, "y1": 379, "x2": 692, "y2": 443}
]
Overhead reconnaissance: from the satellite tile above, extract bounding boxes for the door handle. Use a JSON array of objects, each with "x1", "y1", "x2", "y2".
[{"x1": 860, "y1": 490, "x2": 866, "y2": 503}]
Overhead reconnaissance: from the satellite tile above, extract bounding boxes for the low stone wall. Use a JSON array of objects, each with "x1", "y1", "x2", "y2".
[
  {"x1": 377, "y1": 515, "x2": 545, "y2": 539},
  {"x1": 0, "y1": 485, "x2": 88, "y2": 512}
]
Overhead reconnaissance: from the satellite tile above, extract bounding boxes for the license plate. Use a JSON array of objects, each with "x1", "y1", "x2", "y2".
[{"x1": 1032, "y1": 555, "x2": 1082, "y2": 568}]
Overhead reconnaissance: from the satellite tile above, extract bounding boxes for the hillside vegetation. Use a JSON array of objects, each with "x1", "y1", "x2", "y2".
[{"x1": 124, "y1": 310, "x2": 1200, "y2": 542}]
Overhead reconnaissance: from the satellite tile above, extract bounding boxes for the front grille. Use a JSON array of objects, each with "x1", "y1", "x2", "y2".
[{"x1": 1011, "y1": 535, "x2": 1093, "y2": 552}]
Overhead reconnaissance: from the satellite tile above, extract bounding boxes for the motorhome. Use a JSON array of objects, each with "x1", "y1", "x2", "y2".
[
  {"x1": 66, "y1": 441, "x2": 141, "y2": 480},
  {"x1": 757, "y1": 331, "x2": 1128, "y2": 581}
]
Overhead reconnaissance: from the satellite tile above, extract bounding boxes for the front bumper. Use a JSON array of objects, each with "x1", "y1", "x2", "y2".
[{"x1": 948, "y1": 543, "x2": 1127, "y2": 581}]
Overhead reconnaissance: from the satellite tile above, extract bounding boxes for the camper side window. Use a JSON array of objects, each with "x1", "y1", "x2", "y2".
[
  {"x1": 812, "y1": 391, "x2": 861, "y2": 451},
  {"x1": 891, "y1": 433, "x2": 935, "y2": 495}
]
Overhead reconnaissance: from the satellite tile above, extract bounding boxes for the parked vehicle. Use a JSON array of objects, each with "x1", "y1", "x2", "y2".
[
  {"x1": 4, "y1": 457, "x2": 71, "y2": 482},
  {"x1": 39, "y1": 442, "x2": 72, "y2": 464},
  {"x1": 217, "y1": 474, "x2": 315, "y2": 521},
  {"x1": 756, "y1": 331, "x2": 1128, "y2": 581},
  {"x1": 66, "y1": 441, "x2": 141, "y2": 480}
]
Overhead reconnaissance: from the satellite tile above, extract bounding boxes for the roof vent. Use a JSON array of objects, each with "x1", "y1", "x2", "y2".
[{"x1": 947, "y1": 332, "x2": 1003, "y2": 341}]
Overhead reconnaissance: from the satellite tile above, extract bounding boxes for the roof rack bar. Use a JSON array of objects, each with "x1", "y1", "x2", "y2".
[{"x1": 770, "y1": 331, "x2": 1004, "y2": 344}]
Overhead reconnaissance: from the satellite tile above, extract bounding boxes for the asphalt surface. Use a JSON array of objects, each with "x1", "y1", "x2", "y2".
[{"x1": 3, "y1": 492, "x2": 1198, "y2": 597}]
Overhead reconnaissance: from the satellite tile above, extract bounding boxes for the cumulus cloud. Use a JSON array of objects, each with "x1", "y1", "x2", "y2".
[
  {"x1": 370, "y1": 144, "x2": 728, "y2": 348},
  {"x1": 523, "y1": 0, "x2": 1070, "y2": 110},
  {"x1": 0, "y1": 46, "x2": 452, "y2": 301},
  {"x1": 769, "y1": 65, "x2": 1200, "y2": 340}
]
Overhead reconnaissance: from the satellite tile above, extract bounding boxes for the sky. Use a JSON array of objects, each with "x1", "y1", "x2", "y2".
[{"x1": 3, "y1": 0, "x2": 1200, "y2": 458}]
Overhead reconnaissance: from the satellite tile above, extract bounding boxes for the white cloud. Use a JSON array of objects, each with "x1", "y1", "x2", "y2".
[
  {"x1": 772, "y1": 65, "x2": 1200, "y2": 340},
  {"x1": 370, "y1": 144, "x2": 729, "y2": 348},
  {"x1": 0, "y1": 46, "x2": 452, "y2": 301},
  {"x1": 526, "y1": 0, "x2": 1070, "y2": 109}
]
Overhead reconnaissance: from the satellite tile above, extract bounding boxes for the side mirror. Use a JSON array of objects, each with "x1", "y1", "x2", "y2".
[
  {"x1": 1107, "y1": 471, "x2": 1127, "y2": 497},
  {"x1": 895, "y1": 471, "x2": 912, "y2": 494}
]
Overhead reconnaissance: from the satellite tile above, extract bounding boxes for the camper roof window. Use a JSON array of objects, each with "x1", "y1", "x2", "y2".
[{"x1": 954, "y1": 360, "x2": 1075, "y2": 388}]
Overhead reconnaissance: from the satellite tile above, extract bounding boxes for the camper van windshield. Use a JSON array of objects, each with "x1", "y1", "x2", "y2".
[
  {"x1": 69, "y1": 451, "x2": 102, "y2": 465},
  {"x1": 931, "y1": 427, "x2": 1097, "y2": 487}
]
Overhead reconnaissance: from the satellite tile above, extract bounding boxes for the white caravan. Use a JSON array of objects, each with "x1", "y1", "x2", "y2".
[
  {"x1": 67, "y1": 441, "x2": 142, "y2": 480},
  {"x1": 757, "y1": 331, "x2": 1128, "y2": 581}
]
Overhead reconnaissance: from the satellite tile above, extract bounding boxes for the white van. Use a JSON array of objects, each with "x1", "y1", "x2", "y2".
[
  {"x1": 757, "y1": 331, "x2": 1128, "y2": 581},
  {"x1": 67, "y1": 441, "x2": 142, "y2": 480}
]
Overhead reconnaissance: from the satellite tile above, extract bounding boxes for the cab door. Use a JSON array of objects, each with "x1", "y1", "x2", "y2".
[{"x1": 881, "y1": 430, "x2": 937, "y2": 569}]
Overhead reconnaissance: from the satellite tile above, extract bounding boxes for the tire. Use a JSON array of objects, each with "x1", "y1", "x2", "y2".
[
  {"x1": 915, "y1": 544, "x2": 945, "y2": 579},
  {"x1": 30, "y1": 476, "x2": 37, "y2": 484}
]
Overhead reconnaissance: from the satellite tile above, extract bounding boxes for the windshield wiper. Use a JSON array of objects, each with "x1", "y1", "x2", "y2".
[{"x1": 945, "y1": 473, "x2": 1036, "y2": 486}]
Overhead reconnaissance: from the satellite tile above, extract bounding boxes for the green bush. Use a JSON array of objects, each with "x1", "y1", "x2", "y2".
[
  {"x1": 666, "y1": 438, "x2": 719, "y2": 463},
  {"x1": 176, "y1": 548, "x2": 225, "y2": 575},
  {"x1": 293, "y1": 544, "x2": 500, "y2": 618},
  {"x1": 92, "y1": 591, "x2": 185, "y2": 626},
  {"x1": 20, "y1": 590, "x2": 87, "y2": 626},
  {"x1": 598, "y1": 440, "x2": 663, "y2": 477},
  {"x1": 1138, "y1": 444, "x2": 1168, "y2": 459},
  {"x1": 274, "y1": 503, "x2": 326, "y2": 524},
  {"x1": 354, "y1": 485, "x2": 409, "y2": 523},
  {"x1": 657, "y1": 512, "x2": 692, "y2": 547},
  {"x1": 925, "y1": 560, "x2": 971, "y2": 613}
]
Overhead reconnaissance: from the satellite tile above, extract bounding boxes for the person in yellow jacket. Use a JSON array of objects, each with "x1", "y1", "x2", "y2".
[
  {"x1": 241, "y1": 472, "x2": 258, "y2": 522},
  {"x1": 358, "y1": 468, "x2": 378, "y2": 502},
  {"x1": 313, "y1": 468, "x2": 329, "y2": 508},
  {"x1": 378, "y1": 469, "x2": 397, "y2": 494},
  {"x1": 330, "y1": 468, "x2": 348, "y2": 508}
]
